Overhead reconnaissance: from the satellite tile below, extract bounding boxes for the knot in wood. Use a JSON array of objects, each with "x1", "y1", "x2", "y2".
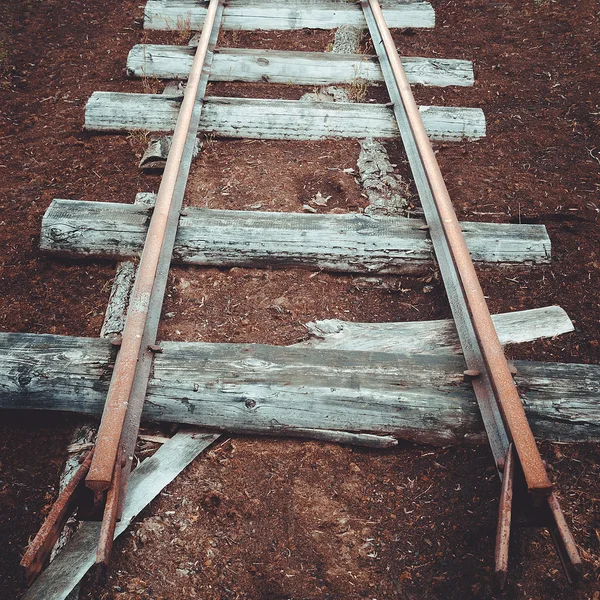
[{"x1": 244, "y1": 398, "x2": 257, "y2": 409}]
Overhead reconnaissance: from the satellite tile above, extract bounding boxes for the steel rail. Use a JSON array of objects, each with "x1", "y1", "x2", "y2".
[
  {"x1": 20, "y1": 449, "x2": 95, "y2": 585},
  {"x1": 86, "y1": 0, "x2": 223, "y2": 493},
  {"x1": 494, "y1": 444, "x2": 514, "y2": 589},
  {"x1": 362, "y1": 0, "x2": 581, "y2": 584},
  {"x1": 116, "y1": 0, "x2": 225, "y2": 519},
  {"x1": 362, "y1": 0, "x2": 550, "y2": 497}
]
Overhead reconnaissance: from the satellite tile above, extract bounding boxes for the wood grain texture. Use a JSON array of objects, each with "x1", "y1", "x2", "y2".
[
  {"x1": 144, "y1": 0, "x2": 436, "y2": 31},
  {"x1": 99, "y1": 261, "x2": 136, "y2": 339},
  {"x1": 1, "y1": 332, "x2": 598, "y2": 445},
  {"x1": 40, "y1": 199, "x2": 550, "y2": 272},
  {"x1": 84, "y1": 93, "x2": 486, "y2": 142},
  {"x1": 127, "y1": 46, "x2": 474, "y2": 87},
  {"x1": 22, "y1": 429, "x2": 219, "y2": 600},
  {"x1": 298, "y1": 306, "x2": 574, "y2": 354}
]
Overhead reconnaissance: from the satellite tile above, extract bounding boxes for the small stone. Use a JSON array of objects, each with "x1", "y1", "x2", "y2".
[
  {"x1": 310, "y1": 191, "x2": 331, "y2": 206},
  {"x1": 136, "y1": 517, "x2": 164, "y2": 545}
]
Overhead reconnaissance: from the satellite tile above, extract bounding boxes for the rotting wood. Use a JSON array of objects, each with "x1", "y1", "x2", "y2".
[
  {"x1": 22, "y1": 429, "x2": 220, "y2": 600},
  {"x1": 40, "y1": 200, "x2": 550, "y2": 272},
  {"x1": 89, "y1": 199, "x2": 397, "y2": 451},
  {"x1": 84, "y1": 94, "x2": 486, "y2": 142},
  {"x1": 1, "y1": 332, "x2": 598, "y2": 446},
  {"x1": 139, "y1": 82, "x2": 201, "y2": 172},
  {"x1": 99, "y1": 262, "x2": 136, "y2": 339},
  {"x1": 298, "y1": 306, "x2": 573, "y2": 354},
  {"x1": 127, "y1": 46, "x2": 474, "y2": 87},
  {"x1": 143, "y1": 0, "x2": 436, "y2": 31},
  {"x1": 253, "y1": 428, "x2": 397, "y2": 448}
]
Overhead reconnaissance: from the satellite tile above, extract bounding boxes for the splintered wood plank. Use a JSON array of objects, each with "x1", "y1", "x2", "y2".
[
  {"x1": 298, "y1": 306, "x2": 574, "y2": 354},
  {"x1": 1, "y1": 332, "x2": 598, "y2": 445},
  {"x1": 127, "y1": 46, "x2": 474, "y2": 87},
  {"x1": 84, "y1": 93, "x2": 486, "y2": 142},
  {"x1": 40, "y1": 200, "x2": 551, "y2": 271},
  {"x1": 22, "y1": 429, "x2": 219, "y2": 600},
  {"x1": 144, "y1": 0, "x2": 436, "y2": 31}
]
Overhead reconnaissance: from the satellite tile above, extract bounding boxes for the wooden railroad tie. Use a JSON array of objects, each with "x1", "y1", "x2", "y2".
[
  {"x1": 1, "y1": 310, "x2": 598, "y2": 447},
  {"x1": 126, "y1": 46, "x2": 475, "y2": 87},
  {"x1": 143, "y1": 0, "x2": 436, "y2": 31},
  {"x1": 84, "y1": 94, "x2": 486, "y2": 141},
  {"x1": 41, "y1": 198, "x2": 550, "y2": 272}
]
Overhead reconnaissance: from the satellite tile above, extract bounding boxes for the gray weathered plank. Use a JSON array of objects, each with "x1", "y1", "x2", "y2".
[
  {"x1": 84, "y1": 93, "x2": 486, "y2": 142},
  {"x1": 144, "y1": 0, "x2": 435, "y2": 31},
  {"x1": 22, "y1": 429, "x2": 219, "y2": 600},
  {"x1": 299, "y1": 306, "x2": 574, "y2": 354},
  {"x1": 40, "y1": 199, "x2": 549, "y2": 272},
  {"x1": 1, "y1": 332, "x2": 598, "y2": 445},
  {"x1": 127, "y1": 46, "x2": 474, "y2": 87}
]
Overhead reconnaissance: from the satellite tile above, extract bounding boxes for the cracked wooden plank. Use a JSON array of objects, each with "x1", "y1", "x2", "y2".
[
  {"x1": 1, "y1": 331, "x2": 597, "y2": 446},
  {"x1": 40, "y1": 200, "x2": 549, "y2": 273},
  {"x1": 127, "y1": 46, "x2": 474, "y2": 87},
  {"x1": 298, "y1": 306, "x2": 573, "y2": 354},
  {"x1": 144, "y1": 0, "x2": 436, "y2": 31},
  {"x1": 84, "y1": 94, "x2": 486, "y2": 142}
]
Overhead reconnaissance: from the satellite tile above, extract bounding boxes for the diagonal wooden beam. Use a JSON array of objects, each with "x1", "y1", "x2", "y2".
[{"x1": 22, "y1": 429, "x2": 220, "y2": 600}]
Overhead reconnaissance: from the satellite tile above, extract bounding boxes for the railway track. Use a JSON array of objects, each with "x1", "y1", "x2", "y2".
[{"x1": 2, "y1": 0, "x2": 593, "y2": 597}]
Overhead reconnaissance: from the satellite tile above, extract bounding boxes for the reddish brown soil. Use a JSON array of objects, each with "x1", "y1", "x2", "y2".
[
  {"x1": 77, "y1": 439, "x2": 600, "y2": 600},
  {"x1": 186, "y1": 139, "x2": 368, "y2": 213},
  {"x1": 158, "y1": 266, "x2": 444, "y2": 346},
  {"x1": 0, "y1": 0, "x2": 599, "y2": 599},
  {"x1": 218, "y1": 29, "x2": 334, "y2": 52}
]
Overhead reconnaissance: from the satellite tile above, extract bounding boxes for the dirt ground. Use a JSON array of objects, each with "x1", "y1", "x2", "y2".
[{"x1": 0, "y1": 0, "x2": 599, "y2": 598}]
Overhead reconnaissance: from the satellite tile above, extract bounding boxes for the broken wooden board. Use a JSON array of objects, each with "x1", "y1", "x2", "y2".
[
  {"x1": 40, "y1": 200, "x2": 549, "y2": 272},
  {"x1": 84, "y1": 94, "x2": 486, "y2": 142},
  {"x1": 127, "y1": 46, "x2": 474, "y2": 87},
  {"x1": 22, "y1": 429, "x2": 220, "y2": 600},
  {"x1": 144, "y1": 0, "x2": 435, "y2": 31},
  {"x1": 298, "y1": 305, "x2": 573, "y2": 354},
  {"x1": 1, "y1": 332, "x2": 598, "y2": 446}
]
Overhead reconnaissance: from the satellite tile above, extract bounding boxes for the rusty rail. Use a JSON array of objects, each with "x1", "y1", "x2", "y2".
[
  {"x1": 86, "y1": 0, "x2": 223, "y2": 495},
  {"x1": 20, "y1": 449, "x2": 94, "y2": 585},
  {"x1": 82, "y1": 0, "x2": 224, "y2": 568},
  {"x1": 364, "y1": 0, "x2": 550, "y2": 496},
  {"x1": 362, "y1": 0, "x2": 581, "y2": 586}
]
